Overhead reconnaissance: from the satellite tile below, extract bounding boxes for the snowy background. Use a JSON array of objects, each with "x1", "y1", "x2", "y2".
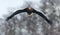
[{"x1": 0, "y1": 0, "x2": 60, "y2": 35}]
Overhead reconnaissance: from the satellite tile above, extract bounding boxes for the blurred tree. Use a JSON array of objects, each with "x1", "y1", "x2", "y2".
[{"x1": 0, "y1": 0, "x2": 60, "y2": 35}]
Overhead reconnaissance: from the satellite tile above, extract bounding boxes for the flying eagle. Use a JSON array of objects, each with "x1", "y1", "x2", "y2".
[{"x1": 6, "y1": 7, "x2": 52, "y2": 25}]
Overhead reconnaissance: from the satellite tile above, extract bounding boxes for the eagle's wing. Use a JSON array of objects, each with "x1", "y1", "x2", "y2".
[
  {"x1": 6, "y1": 9, "x2": 26, "y2": 21},
  {"x1": 33, "y1": 9, "x2": 52, "y2": 25}
]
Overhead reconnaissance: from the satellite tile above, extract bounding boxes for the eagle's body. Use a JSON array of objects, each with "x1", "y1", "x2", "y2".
[
  {"x1": 25, "y1": 7, "x2": 33, "y2": 15},
  {"x1": 6, "y1": 7, "x2": 52, "y2": 25}
]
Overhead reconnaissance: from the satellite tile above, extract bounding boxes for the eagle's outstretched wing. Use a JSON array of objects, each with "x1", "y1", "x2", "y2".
[
  {"x1": 33, "y1": 9, "x2": 52, "y2": 25},
  {"x1": 6, "y1": 10, "x2": 26, "y2": 21}
]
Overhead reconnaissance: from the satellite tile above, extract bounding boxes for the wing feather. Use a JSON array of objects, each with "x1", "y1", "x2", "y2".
[
  {"x1": 6, "y1": 9, "x2": 26, "y2": 21},
  {"x1": 33, "y1": 9, "x2": 52, "y2": 25}
]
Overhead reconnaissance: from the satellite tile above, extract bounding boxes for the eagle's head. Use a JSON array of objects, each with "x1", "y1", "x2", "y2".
[
  {"x1": 26, "y1": 7, "x2": 33, "y2": 11},
  {"x1": 26, "y1": 7, "x2": 33, "y2": 16}
]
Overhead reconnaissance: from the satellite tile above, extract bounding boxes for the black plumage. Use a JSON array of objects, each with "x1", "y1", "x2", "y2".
[{"x1": 6, "y1": 7, "x2": 52, "y2": 25}]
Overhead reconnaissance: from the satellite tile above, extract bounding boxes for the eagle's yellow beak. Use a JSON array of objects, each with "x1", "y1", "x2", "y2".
[{"x1": 27, "y1": 14, "x2": 32, "y2": 16}]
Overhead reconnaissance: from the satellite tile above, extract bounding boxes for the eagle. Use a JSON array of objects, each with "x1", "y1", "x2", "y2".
[{"x1": 6, "y1": 7, "x2": 52, "y2": 25}]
